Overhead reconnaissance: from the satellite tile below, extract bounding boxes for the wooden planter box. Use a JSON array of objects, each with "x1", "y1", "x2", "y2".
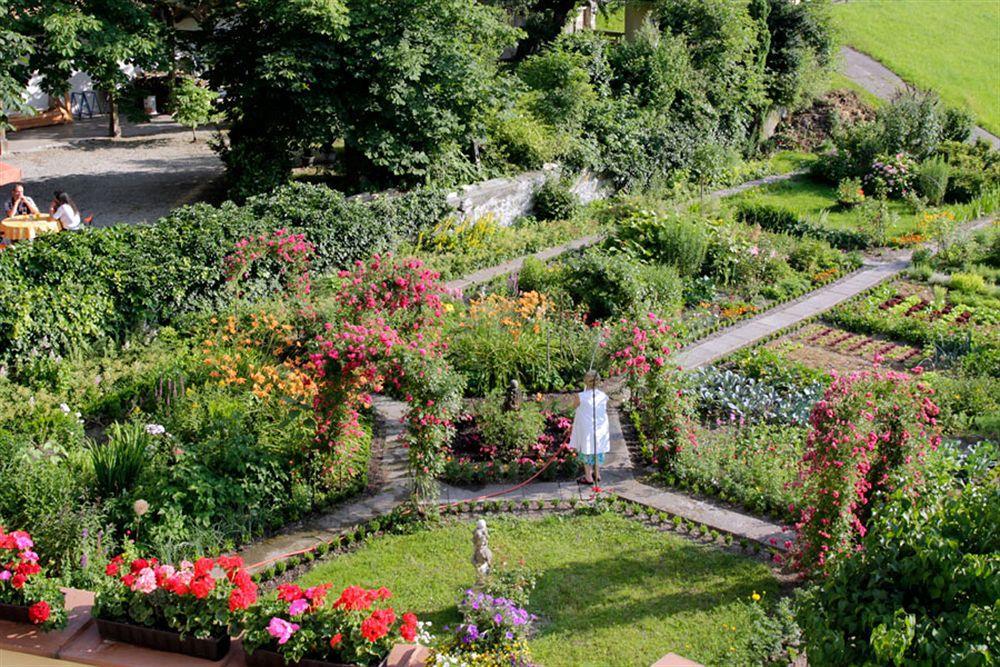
[
  {"x1": 0, "y1": 602, "x2": 33, "y2": 625},
  {"x1": 246, "y1": 648, "x2": 354, "y2": 667},
  {"x1": 95, "y1": 617, "x2": 231, "y2": 661}
]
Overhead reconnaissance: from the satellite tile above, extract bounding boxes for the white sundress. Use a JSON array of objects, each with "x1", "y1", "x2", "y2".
[{"x1": 569, "y1": 388, "x2": 611, "y2": 465}]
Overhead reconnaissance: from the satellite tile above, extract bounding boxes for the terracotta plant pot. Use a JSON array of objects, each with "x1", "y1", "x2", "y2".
[
  {"x1": 95, "y1": 617, "x2": 231, "y2": 661},
  {"x1": 245, "y1": 647, "x2": 353, "y2": 667},
  {"x1": 0, "y1": 602, "x2": 33, "y2": 625}
]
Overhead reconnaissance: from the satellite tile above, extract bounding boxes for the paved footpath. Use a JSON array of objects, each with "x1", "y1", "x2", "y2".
[
  {"x1": 3, "y1": 116, "x2": 225, "y2": 226},
  {"x1": 840, "y1": 46, "x2": 1000, "y2": 148},
  {"x1": 674, "y1": 259, "x2": 908, "y2": 370}
]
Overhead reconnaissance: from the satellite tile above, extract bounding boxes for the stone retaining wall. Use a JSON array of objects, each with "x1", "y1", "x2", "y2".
[{"x1": 445, "y1": 165, "x2": 612, "y2": 227}]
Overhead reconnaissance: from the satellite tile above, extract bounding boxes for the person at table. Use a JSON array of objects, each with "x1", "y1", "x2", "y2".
[
  {"x1": 4, "y1": 183, "x2": 39, "y2": 217},
  {"x1": 50, "y1": 191, "x2": 82, "y2": 231}
]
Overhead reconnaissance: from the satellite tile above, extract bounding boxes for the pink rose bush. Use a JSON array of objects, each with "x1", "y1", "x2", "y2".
[
  {"x1": 93, "y1": 548, "x2": 257, "y2": 639},
  {"x1": 0, "y1": 528, "x2": 67, "y2": 629},
  {"x1": 242, "y1": 583, "x2": 421, "y2": 665},
  {"x1": 308, "y1": 255, "x2": 464, "y2": 499},
  {"x1": 790, "y1": 369, "x2": 943, "y2": 573}
]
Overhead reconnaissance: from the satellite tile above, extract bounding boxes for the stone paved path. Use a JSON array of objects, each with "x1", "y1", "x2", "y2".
[
  {"x1": 674, "y1": 259, "x2": 909, "y2": 370},
  {"x1": 840, "y1": 46, "x2": 1000, "y2": 148}
]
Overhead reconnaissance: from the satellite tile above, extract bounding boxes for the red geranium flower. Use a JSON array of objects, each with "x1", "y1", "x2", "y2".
[
  {"x1": 194, "y1": 557, "x2": 214, "y2": 577},
  {"x1": 277, "y1": 584, "x2": 305, "y2": 602},
  {"x1": 400, "y1": 612, "x2": 418, "y2": 641},
  {"x1": 228, "y1": 587, "x2": 256, "y2": 612},
  {"x1": 28, "y1": 601, "x2": 50, "y2": 624},
  {"x1": 190, "y1": 575, "x2": 215, "y2": 599},
  {"x1": 360, "y1": 616, "x2": 389, "y2": 643},
  {"x1": 329, "y1": 633, "x2": 343, "y2": 649}
]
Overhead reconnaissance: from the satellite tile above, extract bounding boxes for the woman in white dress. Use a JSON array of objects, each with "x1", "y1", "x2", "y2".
[
  {"x1": 50, "y1": 191, "x2": 82, "y2": 231},
  {"x1": 569, "y1": 370, "x2": 610, "y2": 485}
]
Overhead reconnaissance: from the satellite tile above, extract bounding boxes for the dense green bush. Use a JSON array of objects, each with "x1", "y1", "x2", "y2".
[
  {"x1": 814, "y1": 91, "x2": 978, "y2": 185},
  {"x1": 797, "y1": 441, "x2": 999, "y2": 666},
  {"x1": 936, "y1": 140, "x2": 1000, "y2": 203},
  {"x1": 532, "y1": 177, "x2": 579, "y2": 222},
  {"x1": 473, "y1": 392, "x2": 546, "y2": 459},
  {"x1": 610, "y1": 207, "x2": 708, "y2": 277},
  {"x1": 562, "y1": 248, "x2": 683, "y2": 320},
  {"x1": 736, "y1": 200, "x2": 872, "y2": 250},
  {"x1": 0, "y1": 183, "x2": 448, "y2": 367}
]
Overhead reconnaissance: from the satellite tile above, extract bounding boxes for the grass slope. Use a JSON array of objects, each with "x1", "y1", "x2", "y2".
[
  {"x1": 299, "y1": 513, "x2": 779, "y2": 666},
  {"x1": 832, "y1": 0, "x2": 1000, "y2": 135}
]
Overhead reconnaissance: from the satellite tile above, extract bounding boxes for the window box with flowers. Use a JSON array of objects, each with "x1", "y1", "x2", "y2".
[
  {"x1": 0, "y1": 528, "x2": 67, "y2": 630},
  {"x1": 242, "y1": 584, "x2": 421, "y2": 667},
  {"x1": 92, "y1": 552, "x2": 257, "y2": 661}
]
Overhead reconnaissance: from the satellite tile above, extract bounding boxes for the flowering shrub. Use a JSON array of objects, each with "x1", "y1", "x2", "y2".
[
  {"x1": 836, "y1": 177, "x2": 865, "y2": 207},
  {"x1": 434, "y1": 590, "x2": 535, "y2": 667},
  {"x1": 790, "y1": 370, "x2": 943, "y2": 573},
  {"x1": 93, "y1": 551, "x2": 257, "y2": 638},
  {"x1": 864, "y1": 153, "x2": 916, "y2": 199},
  {"x1": 607, "y1": 313, "x2": 696, "y2": 470},
  {"x1": 797, "y1": 441, "x2": 998, "y2": 665},
  {"x1": 242, "y1": 584, "x2": 420, "y2": 665},
  {"x1": 224, "y1": 228, "x2": 315, "y2": 302},
  {"x1": 201, "y1": 310, "x2": 316, "y2": 404},
  {"x1": 310, "y1": 255, "x2": 463, "y2": 499},
  {"x1": 0, "y1": 528, "x2": 67, "y2": 629}
]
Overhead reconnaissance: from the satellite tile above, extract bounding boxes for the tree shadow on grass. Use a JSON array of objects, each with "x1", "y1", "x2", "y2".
[{"x1": 527, "y1": 539, "x2": 775, "y2": 639}]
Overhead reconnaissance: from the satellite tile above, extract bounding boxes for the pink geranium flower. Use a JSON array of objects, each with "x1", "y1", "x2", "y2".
[
  {"x1": 267, "y1": 617, "x2": 300, "y2": 645},
  {"x1": 288, "y1": 598, "x2": 310, "y2": 616}
]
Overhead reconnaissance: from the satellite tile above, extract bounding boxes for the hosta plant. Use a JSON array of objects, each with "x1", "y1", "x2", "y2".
[
  {"x1": 242, "y1": 584, "x2": 420, "y2": 666},
  {"x1": 0, "y1": 528, "x2": 67, "y2": 630},
  {"x1": 93, "y1": 550, "x2": 257, "y2": 638}
]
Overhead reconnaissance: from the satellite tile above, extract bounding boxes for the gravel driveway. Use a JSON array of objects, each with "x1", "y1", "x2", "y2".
[{"x1": 5, "y1": 122, "x2": 225, "y2": 226}]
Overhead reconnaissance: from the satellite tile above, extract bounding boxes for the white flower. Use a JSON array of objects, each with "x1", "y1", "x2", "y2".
[
  {"x1": 145, "y1": 423, "x2": 166, "y2": 436},
  {"x1": 60, "y1": 403, "x2": 71, "y2": 414}
]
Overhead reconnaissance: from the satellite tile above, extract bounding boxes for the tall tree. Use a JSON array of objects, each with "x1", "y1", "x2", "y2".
[
  {"x1": 206, "y1": 0, "x2": 349, "y2": 197},
  {"x1": 336, "y1": 0, "x2": 518, "y2": 187},
  {"x1": 0, "y1": 0, "x2": 34, "y2": 148},
  {"x1": 8, "y1": 0, "x2": 165, "y2": 137}
]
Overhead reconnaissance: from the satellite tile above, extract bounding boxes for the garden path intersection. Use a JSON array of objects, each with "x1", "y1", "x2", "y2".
[{"x1": 240, "y1": 208, "x2": 995, "y2": 576}]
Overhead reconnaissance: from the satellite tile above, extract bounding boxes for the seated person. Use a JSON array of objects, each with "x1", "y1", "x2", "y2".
[
  {"x1": 4, "y1": 183, "x2": 39, "y2": 217},
  {"x1": 50, "y1": 191, "x2": 82, "y2": 231}
]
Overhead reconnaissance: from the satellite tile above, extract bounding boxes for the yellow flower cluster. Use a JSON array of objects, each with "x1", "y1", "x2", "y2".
[{"x1": 417, "y1": 213, "x2": 501, "y2": 253}]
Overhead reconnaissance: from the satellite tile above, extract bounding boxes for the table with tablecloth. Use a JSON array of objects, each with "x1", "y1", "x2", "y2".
[{"x1": 1, "y1": 214, "x2": 61, "y2": 241}]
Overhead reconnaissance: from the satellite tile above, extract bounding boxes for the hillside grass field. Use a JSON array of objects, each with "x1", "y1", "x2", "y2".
[{"x1": 832, "y1": 0, "x2": 1000, "y2": 135}]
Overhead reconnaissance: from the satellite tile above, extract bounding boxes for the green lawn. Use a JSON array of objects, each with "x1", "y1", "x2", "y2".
[
  {"x1": 729, "y1": 176, "x2": 922, "y2": 237},
  {"x1": 832, "y1": 0, "x2": 1000, "y2": 135},
  {"x1": 298, "y1": 513, "x2": 779, "y2": 667}
]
